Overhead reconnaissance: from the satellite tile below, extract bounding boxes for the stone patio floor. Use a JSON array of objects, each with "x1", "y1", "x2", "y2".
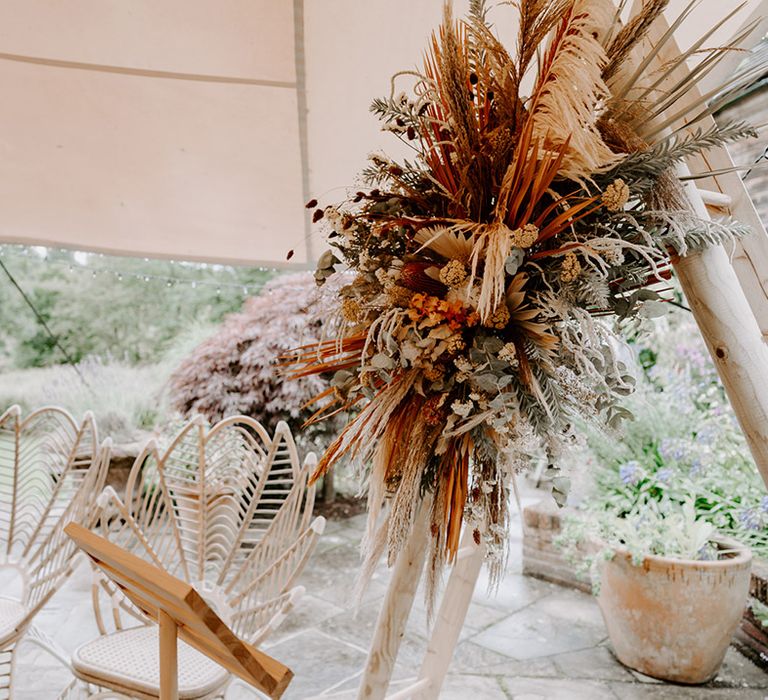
[{"x1": 15, "y1": 487, "x2": 768, "y2": 699}]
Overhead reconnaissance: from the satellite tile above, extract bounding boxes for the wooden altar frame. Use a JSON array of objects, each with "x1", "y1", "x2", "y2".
[
  {"x1": 357, "y1": 3, "x2": 768, "y2": 699},
  {"x1": 64, "y1": 522, "x2": 294, "y2": 700}
]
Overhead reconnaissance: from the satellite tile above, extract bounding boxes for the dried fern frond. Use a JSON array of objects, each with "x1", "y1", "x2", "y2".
[{"x1": 603, "y1": 121, "x2": 758, "y2": 196}]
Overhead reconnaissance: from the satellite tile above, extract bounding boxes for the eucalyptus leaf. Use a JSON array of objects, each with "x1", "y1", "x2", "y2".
[
  {"x1": 640, "y1": 301, "x2": 669, "y2": 319},
  {"x1": 474, "y1": 373, "x2": 499, "y2": 393},
  {"x1": 505, "y1": 248, "x2": 525, "y2": 276},
  {"x1": 497, "y1": 374, "x2": 514, "y2": 389},
  {"x1": 480, "y1": 336, "x2": 504, "y2": 354},
  {"x1": 371, "y1": 353, "x2": 395, "y2": 369}
]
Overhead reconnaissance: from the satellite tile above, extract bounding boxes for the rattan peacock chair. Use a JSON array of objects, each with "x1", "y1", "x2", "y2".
[
  {"x1": 64, "y1": 415, "x2": 325, "y2": 699},
  {"x1": 0, "y1": 405, "x2": 110, "y2": 699}
]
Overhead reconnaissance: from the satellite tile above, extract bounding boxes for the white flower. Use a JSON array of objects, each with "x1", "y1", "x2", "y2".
[
  {"x1": 454, "y1": 357, "x2": 473, "y2": 373},
  {"x1": 451, "y1": 399, "x2": 473, "y2": 418}
]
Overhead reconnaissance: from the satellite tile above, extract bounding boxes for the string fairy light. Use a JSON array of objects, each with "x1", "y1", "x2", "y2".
[{"x1": 0, "y1": 245, "x2": 289, "y2": 295}]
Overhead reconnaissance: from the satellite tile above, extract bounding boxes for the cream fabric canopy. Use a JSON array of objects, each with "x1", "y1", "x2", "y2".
[{"x1": 0, "y1": 0, "x2": 763, "y2": 267}]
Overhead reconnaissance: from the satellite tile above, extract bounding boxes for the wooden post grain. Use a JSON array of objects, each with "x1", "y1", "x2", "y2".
[
  {"x1": 630, "y1": 2, "x2": 768, "y2": 485},
  {"x1": 415, "y1": 529, "x2": 485, "y2": 699},
  {"x1": 357, "y1": 504, "x2": 430, "y2": 700},
  {"x1": 675, "y1": 178, "x2": 768, "y2": 482},
  {"x1": 158, "y1": 609, "x2": 179, "y2": 700}
]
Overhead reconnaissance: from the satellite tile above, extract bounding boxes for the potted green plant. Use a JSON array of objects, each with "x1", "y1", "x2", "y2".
[
  {"x1": 563, "y1": 500, "x2": 752, "y2": 684},
  {"x1": 555, "y1": 327, "x2": 762, "y2": 682}
]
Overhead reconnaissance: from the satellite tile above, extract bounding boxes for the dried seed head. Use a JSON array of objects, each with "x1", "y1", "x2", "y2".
[
  {"x1": 560, "y1": 253, "x2": 582, "y2": 283},
  {"x1": 439, "y1": 259, "x2": 468, "y2": 288},
  {"x1": 510, "y1": 224, "x2": 539, "y2": 249},
  {"x1": 602, "y1": 178, "x2": 630, "y2": 212}
]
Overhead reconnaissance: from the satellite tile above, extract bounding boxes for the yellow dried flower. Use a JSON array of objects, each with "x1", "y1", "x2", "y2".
[
  {"x1": 439, "y1": 259, "x2": 468, "y2": 287},
  {"x1": 387, "y1": 285, "x2": 414, "y2": 307},
  {"x1": 424, "y1": 365, "x2": 445, "y2": 382},
  {"x1": 602, "y1": 178, "x2": 630, "y2": 212},
  {"x1": 485, "y1": 303, "x2": 511, "y2": 330},
  {"x1": 341, "y1": 298, "x2": 361, "y2": 322},
  {"x1": 560, "y1": 253, "x2": 582, "y2": 283},
  {"x1": 445, "y1": 335, "x2": 466, "y2": 355},
  {"x1": 511, "y1": 223, "x2": 539, "y2": 249}
]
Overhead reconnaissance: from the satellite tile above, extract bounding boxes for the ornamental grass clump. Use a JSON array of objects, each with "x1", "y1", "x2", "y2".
[{"x1": 286, "y1": 0, "x2": 759, "y2": 595}]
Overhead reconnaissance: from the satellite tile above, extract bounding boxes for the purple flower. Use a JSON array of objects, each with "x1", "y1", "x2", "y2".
[
  {"x1": 658, "y1": 439, "x2": 673, "y2": 461},
  {"x1": 659, "y1": 438, "x2": 688, "y2": 463},
  {"x1": 689, "y1": 458, "x2": 704, "y2": 477},
  {"x1": 761, "y1": 495, "x2": 768, "y2": 514},
  {"x1": 656, "y1": 468, "x2": 673, "y2": 484},
  {"x1": 739, "y1": 508, "x2": 761, "y2": 532},
  {"x1": 696, "y1": 424, "x2": 718, "y2": 446},
  {"x1": 619, "y1": 461, "x2": 641, "y2": 486}
]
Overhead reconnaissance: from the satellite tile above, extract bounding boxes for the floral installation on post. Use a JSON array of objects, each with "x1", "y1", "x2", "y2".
[{"x1": 288, "y1": 0, "x2": 758, "y2": 596}]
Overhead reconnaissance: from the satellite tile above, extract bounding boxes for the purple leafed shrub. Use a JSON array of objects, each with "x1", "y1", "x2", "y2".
[{"x1": 169, "y1": 272, "x2": 348, "y2": 451}]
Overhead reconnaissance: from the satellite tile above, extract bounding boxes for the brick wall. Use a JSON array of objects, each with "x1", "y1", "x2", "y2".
[{"x1": 522, "y1": 499, "x2": 591, "y2": 593}]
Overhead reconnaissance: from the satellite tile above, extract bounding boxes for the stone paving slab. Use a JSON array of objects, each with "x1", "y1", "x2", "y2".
[{"x1": 12, "y1": 489, "x2": 768, "y2": 698}]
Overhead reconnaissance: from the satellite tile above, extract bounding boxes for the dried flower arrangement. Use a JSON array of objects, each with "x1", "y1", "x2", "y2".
[{"x1": 288, "y1": 0, "x2": 758, "y2": 593}]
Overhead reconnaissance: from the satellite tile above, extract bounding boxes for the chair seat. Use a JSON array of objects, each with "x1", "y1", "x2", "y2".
[
  {"x1": 0, "y1": 597, "x2": 27, "y2": 647},
  {"x1": 72, "y1": 626, "x2": 229, "y2": 699}
]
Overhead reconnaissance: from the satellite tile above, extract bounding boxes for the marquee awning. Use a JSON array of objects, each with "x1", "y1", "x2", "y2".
[{"x1": 0, "y1": 0, "x2": 763, "y2": 267}]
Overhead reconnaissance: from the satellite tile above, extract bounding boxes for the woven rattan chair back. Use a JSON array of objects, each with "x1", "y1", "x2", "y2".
[
  {"x1": 0, "y1": 405, "x2": 109, "y2": 699},
  {"x1": 93, "y1": 416, "x2": 322, "y2": 646}
]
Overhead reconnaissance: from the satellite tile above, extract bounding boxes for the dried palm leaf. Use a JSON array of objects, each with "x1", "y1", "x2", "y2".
[
  {"x1": 529, "y1": 0, "x2": 621, "y2": 180},
  {"x1": 603, "y1": 0, "x2": 670, "y2": 81}
]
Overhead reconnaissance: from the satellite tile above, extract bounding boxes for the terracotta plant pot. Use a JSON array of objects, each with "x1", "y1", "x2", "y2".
[{"x1": 597, "y1": 539, "x2": 752, "y2": 684}]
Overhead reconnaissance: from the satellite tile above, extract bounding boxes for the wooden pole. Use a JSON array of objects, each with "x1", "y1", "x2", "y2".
[
  {"x1": 415, "y1": 530, "x2": 485, "y2": 700},
  {"x1": 158, "y1": 609, "x2": 179, "y2": 700},
  {"x1": 629, "y1": 1, "x2": 768, "y2": 338},
  {"x1": 357, "y1": 504, "x2": 430, "y2": 700},
  {"x1": 674, "y1": 177, "x2": 768, "y2": 483},
  {"x1": 629, "y1": 1, "x2": 768, "y2": 485}
]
